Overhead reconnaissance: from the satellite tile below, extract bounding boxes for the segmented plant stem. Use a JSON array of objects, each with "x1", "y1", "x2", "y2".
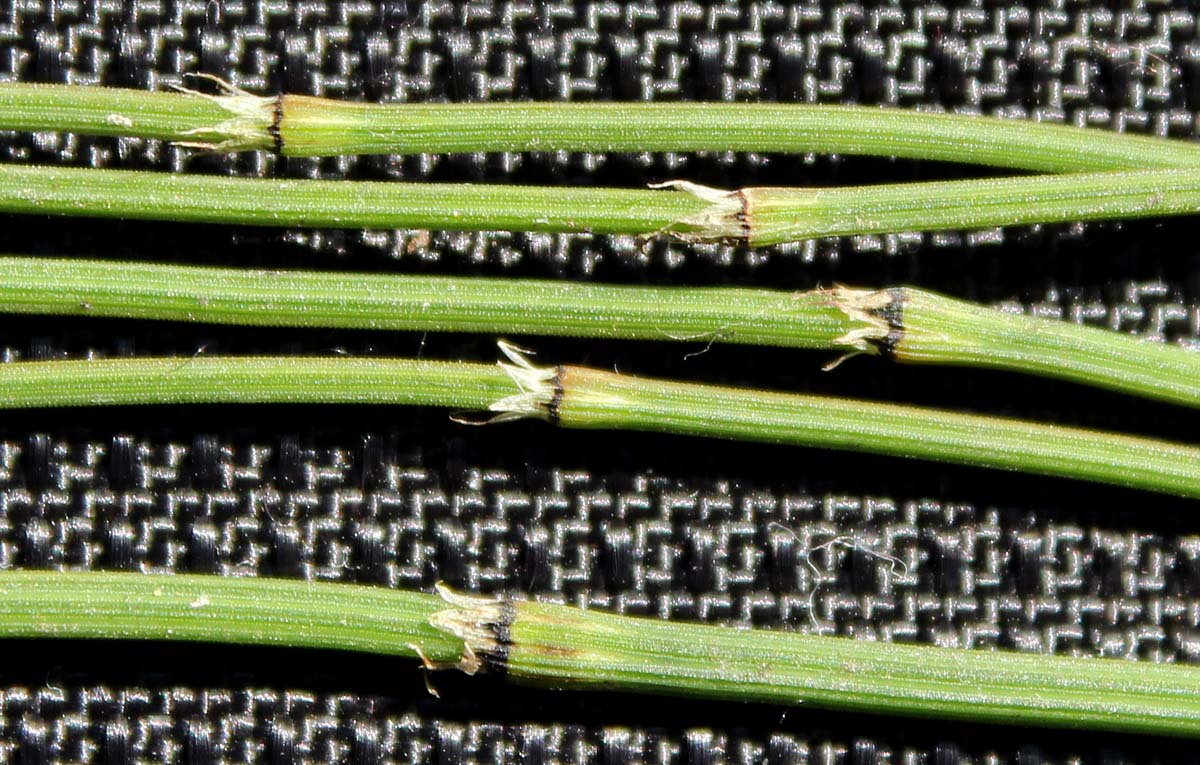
[
  {"x1": 277, "y1": 98, "x2": 1200, "y2": 171},
  {"x1": 0, "y1": 257, "x2": 855, "y2": 349},
  {"x1": 2, "y1": 570, "x2": 1200, "y2": 737},
  {"x1": 0, "y1": 356, "x2": 517, "y2": 410},
  {"x1": 4, "y1": 257, "x2": 1200, "y2": 408},
  {"x1": 0, "y1": 570, "x2": 459, "y2": 659},
  {"x1": 0, "y1": 164, "x2": 713, "y2": 238},
  {"x1": 6, "y1": 83, "x2": 1200, "y2": 171},
  {"x1": 0, "y1": 353, "x2": 1196, "y2": 497},
  {"x1": 3, "y1": 164, "x2": 1200, "y2": 246},
  {"x1": 0, "y1": 83, "x2": 272, "y2": 149}
]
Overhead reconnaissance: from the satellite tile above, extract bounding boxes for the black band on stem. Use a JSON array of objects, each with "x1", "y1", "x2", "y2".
[
  {"x1": 268, "y1": 95, "x2": 285, "y2": 154},
  {"x1": 871, "y1": 287, "x2": 906, "y2": 358}
]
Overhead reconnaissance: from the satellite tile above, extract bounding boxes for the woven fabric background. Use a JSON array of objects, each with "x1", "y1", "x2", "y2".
[{"x1": 2, "y1": 1, "x2": 1200, "y2": 763}]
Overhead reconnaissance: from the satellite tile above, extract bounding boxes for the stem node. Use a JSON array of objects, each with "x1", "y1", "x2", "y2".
[
  {"x1": 822, "y1": 287, "x2": 896, "y2": 368},
  {"x1": 171, "y1": 74, "x2": 276, "y2": 152},
  {"x1": 647, "y1": 181, "x2": 747, "y2": 243},
  {"x1": 485, "y1": 341, "x2": 559, "y2": 423},
  {"x1": 428, "y1": 584, "x2": 509, "y2": 675}
]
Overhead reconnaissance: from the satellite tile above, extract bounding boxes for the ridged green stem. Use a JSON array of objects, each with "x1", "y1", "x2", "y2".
[
  {"x1": 0, "y1": 570, "x2": 458, "y2": 659},
  {"x1": 0, "y1": 356, "x2": 516, "y2": 409},
  {"x1": 507, "y1": 600, "x2": 1200, "y2": 736},
  {"x1": 0, "y1": 354, "x2": 1197, "y2": 497},
  {"x1": 4, "y1": 164, "x2": 1200, "y2": 246},
  {"x1": 4, "y1": 570, "x2": 1200, "y2": 737},
  {"x1": 0, "y1": 83, "x2": 272, "y2": 149},
  {"x1": 277, "y1": 97, "x2": 1200, "y2": 171},
  {"x1": 7, "y1": 83, "x2": 1200, "y2": 172},
  {"x1": 0, "y1": 164, "x2": 706, "y2": 237},
  {"x1": 0, "y1": 257, "x2": 853, "y2": 348},
  {"x1": 555, "y1": 366, "x2": 1200, "y2": 498},
  {"x1": 743, "y1": 169, "x2": 1200, "y2": 246}
]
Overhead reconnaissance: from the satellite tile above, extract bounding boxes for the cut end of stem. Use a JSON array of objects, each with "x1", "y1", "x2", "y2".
[
  {"x1": 648, "y1": 181, "x2": 748, "y2": 244},
  {"x1": 428, "y1": 584, "x2": 509, "y2": 675},
  {"x1": 171, "y1": 74, "x2": 277, "y2": 152}
]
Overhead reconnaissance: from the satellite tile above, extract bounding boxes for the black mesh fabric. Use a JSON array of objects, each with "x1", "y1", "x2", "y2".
[{"x1": 2, "y1": 1, "x2": 1200, "y2": 763}]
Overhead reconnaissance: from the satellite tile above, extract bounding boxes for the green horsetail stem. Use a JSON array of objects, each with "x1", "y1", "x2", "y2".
[
  {"x1": 1, "y1": 570, "x2": 1199, "y2": 737},
  {"x1": 3, "y1": 165, "x2": 1200, "y2": 246},
  {"x1": 1, "y1": 257, "x2": 1198, "y2": 409},
  {"x1": 0, "y1": 348, "x2": 1197, "y2": 497},
  {"x1": 4, "y1": 81, "x2": 1200, "y2": 171}
]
